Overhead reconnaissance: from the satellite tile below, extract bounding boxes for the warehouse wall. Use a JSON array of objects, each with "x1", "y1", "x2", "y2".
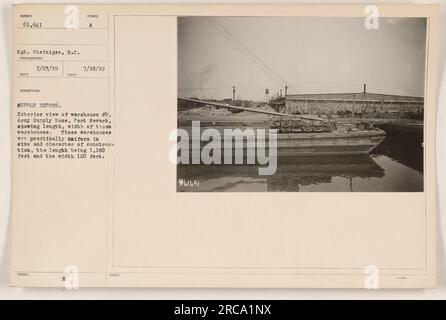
[{"x1": 279, "y1": 93, "x2": 423, "y2": 119}]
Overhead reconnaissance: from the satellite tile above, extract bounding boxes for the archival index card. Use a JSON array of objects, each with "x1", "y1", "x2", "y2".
[{"x1": 10, "y1": 4, "x2": 439, "y2": 288}]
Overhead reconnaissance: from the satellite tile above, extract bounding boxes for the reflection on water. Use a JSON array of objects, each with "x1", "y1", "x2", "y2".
[{"x1": 177, "y1": 126, "x2": 424, "y2": 192}]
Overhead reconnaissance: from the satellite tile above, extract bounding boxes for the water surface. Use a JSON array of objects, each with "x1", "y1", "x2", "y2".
[{"x1": 177, "y1": 125, "x2": 424, "y2": 192}]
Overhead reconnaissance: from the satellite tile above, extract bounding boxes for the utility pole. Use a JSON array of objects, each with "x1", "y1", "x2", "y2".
[
  {"x1": 285, "y1": 85, "x2": 288, "y2": 97},
  {"x1": 232, "y1": 86, "x2": 236, "y2": 102},
  {"x1": 363, "y1": 83, "x2": 366, "y2": 113},
  {"x1": 352, "y1": 95, "x2": 356, "y2": 123}
]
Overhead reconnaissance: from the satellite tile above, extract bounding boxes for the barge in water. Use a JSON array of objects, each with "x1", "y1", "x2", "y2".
[{"x1": 178, "y1": 98, "x2": 386, "y2": 156}]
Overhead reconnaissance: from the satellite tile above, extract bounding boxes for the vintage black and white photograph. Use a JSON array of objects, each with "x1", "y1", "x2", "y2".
[{"x1": 177, "y1": 17, "x2": 426, "y2": 192}]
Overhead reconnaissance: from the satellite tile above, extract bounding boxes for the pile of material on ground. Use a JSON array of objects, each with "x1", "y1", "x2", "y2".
[
  {"x1": 230, "y1": 104, "x2": 277, "y2": 117},
  {"x1": 269, "y1": 117, "x2": 337, "y2": 133},
  {"x1": 354, "y1": 121, "x2": 375, "y2": 130},
  {"x1": 179, "y1": 106, "x2": 232, "y2": 117},
  {"x1": 361, "y1": 111, "x2": 423, "y2": 120},
  {"x1": 337, "y1": 110, "x2": 423, "y2": 120}
]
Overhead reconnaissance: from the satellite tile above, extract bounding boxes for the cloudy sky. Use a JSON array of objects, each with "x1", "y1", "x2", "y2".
[{"x1": 178, "y1": 17, "x2": 426, "y2": 101}]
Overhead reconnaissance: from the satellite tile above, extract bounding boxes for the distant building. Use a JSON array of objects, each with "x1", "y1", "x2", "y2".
[{"x1": 270, "y1": 91, "x2": 424, "y2": 119}]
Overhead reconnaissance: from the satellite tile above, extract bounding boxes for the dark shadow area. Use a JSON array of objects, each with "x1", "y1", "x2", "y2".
[{"x1": 373, "y1": 123, "x2": 423, "y2": 173}]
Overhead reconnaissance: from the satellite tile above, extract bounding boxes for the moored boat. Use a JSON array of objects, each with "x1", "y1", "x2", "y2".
[
  {"x1": 178, "y1": 98, "x2": 386, "y2": 157},
  {"x1": 273, "y1": 129, "x2": 386, "y2": 156}
]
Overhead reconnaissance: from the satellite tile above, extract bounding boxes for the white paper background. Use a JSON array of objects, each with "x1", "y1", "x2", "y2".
[{"x1": 0, "y1": 0, "x2": 445, "y2": 299}]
